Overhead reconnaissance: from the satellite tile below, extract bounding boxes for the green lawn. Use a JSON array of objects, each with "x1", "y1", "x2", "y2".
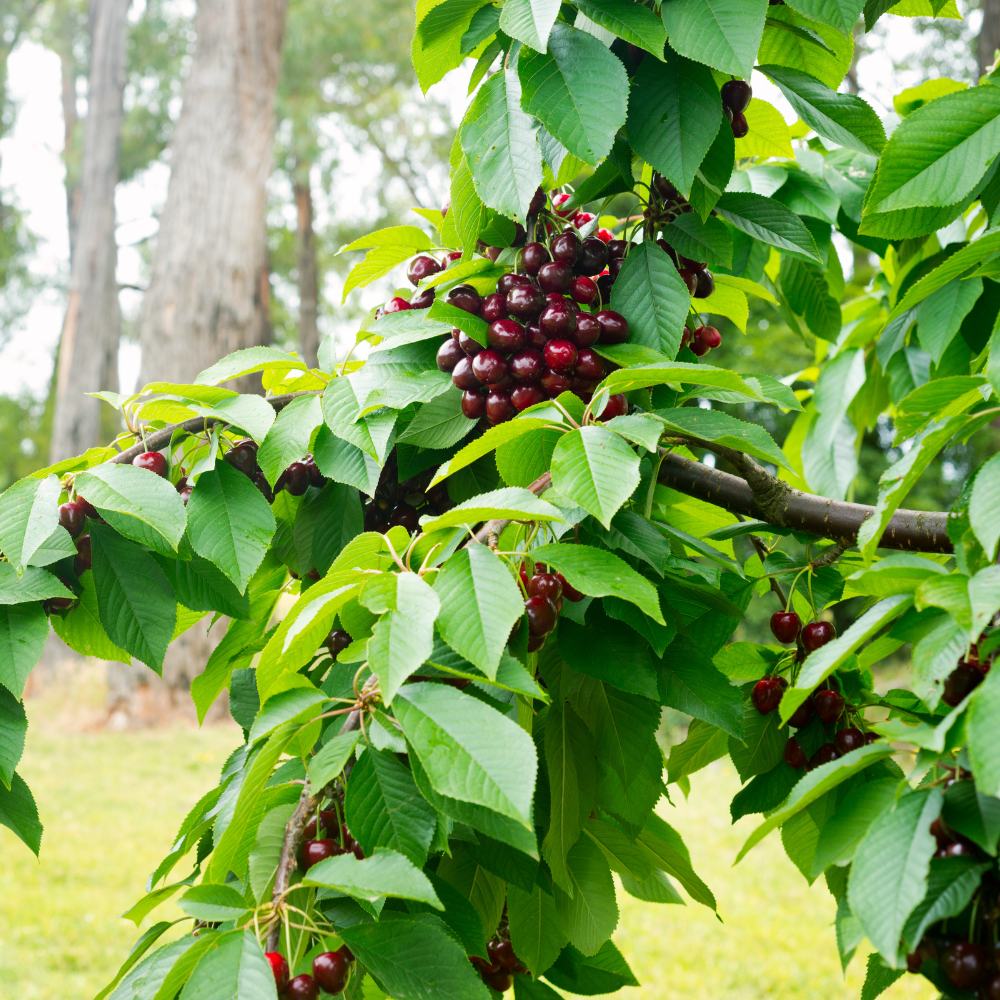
[{"x1": 0, "y1": 690, "x2": 935, "y2": 1000}]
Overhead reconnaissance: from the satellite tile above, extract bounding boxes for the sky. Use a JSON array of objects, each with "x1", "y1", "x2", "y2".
[{"x1": 0, "y1": 7, "x2": 977, "y2": 402}]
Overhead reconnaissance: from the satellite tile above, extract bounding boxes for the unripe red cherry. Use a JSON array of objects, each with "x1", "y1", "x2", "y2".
[
  {"x1": 509, "y1": 348, "x2": 544, "y2": 383},
  {"x1": 486, "y1": 390, "x2": 516, "y2": 424},
  {"x1": 751, "y1": 675, "x2": 784, "y2": 715},
  {"x1": 721, "y1": 79, "x2": 752, "y2": 113},
  {"x1": 572, "y1": 211, "x2": 595, "y2": 228},
  {"x1": 58, "y1": 501, "x2": 87, "y2": 539},
  {"x1": 313, "y1": 951, "x2": 352, "y2": 994},
  {"x1": 770, "y1": 610, "x2": 801, "y2": 644},
  {"x1": 507, "y1": 284, "x2": 546, "y2": 320},
  {"x1": 525, "y1": 595, "x2": 558, "y2": 636},
  {"x1": 597, "y1": 228, "x2": 614, "y2": 242},
  {"x1": 784, "y1": 737, "x2": 806, "y2": 769},
  {"x1": 266, "y1": 952, "x2": 290, "y2": 993},
  {"x1": 835, "y1": 728, "x2": 865, "y2": 755},
  {"x1": 511, "y1": 385, "x2": 546, "y2": 411},
  {"x1": 445, "y1": 284, "x2": 481, "y2": 315},
  {"x1": 406, "y1": 255, "x2": 442, "y2": 286},
  {"x1": 814, "y1": 688, "x2": 845, "y2": 723},
  {"x1": 571, "y1": 313, "x2": 601, "y2": 349},
  {"x1": 472, "y1": 350, "x2": 508, "y2": 385},
  {"x1": 802, "y1": 621, "x2": 835, "y2": 651},
  {"x1": 521, "y1": 242, "x2": 550, "y2": 275},
  {"x1": 384, "y1": 296, "x2": 411, "y2": 313},
  {"x1": 451, "y1": 356, "x2": 482, "y2": 391},
  {"x1": 576, "y1": 237, "x2": 609, "y2": 276},
  {"x1": 731, "y1": 112, "x2": 749, "y2": 139},
  {"x1": 286, "y1": 973, "x2": 320, "y2": 1000},
  {"x1": 942, "y1": 942, "x2": 990, "y2": 991},
  {"x1": 537, "y1": 261, "x2": 573, "y2": 294},
  {"x1": 133, "y1": 451, "x2": 168, "y2": 478},
  {"x1": 571, "y1": 276, "x2": 599, "y2": 304},
  {"x1": 597, "y1": 393, "x2": 628, "y2": 420},
  {"x1": 482, "y1": 292, "x2": 509, "y2": 322},
  {"x1": 574, "y1": 348, "x2": 604, "y2": 382},
  {"x1": 596, "y1": 310, "x2": 629, "y2": 344},
  {"x1": 544, "y1": 340, "x2": 578, "y2": 374},
  {"x1": 539, "y1": 368, "x2": 573, "y2": 397},
  {"x1": 437, "y1": 338, "x2": 465, "y2": 372}
]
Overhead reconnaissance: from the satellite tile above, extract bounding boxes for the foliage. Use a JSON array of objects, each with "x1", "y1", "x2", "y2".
[{"x1": 5, "y1": 3, "x2": 1000, "y2": 1000}]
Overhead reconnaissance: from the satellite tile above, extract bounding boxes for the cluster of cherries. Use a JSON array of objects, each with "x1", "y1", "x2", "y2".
[
  {"x1": 220, "y1": 438, "x2": 326, "y2": 505},
  {"x1": 518, "y1": 565, "x2": 583, "y2": 652},
  {"x1": 470, "y1": 934, "x2": 528, "y2": 992},
  {"x1": 752, "y1": 611, "x2": 879, "y2": 769},
  {"x1": 266, "y1": 945, "x2": 354, "y2": 999},
  {"x1": 298, "y1": 810, "x2": 365, "y2": 871},
  {"x1": 720, "y1": 79, "x2": 752, "y2": 139},
  {"x1": 360, "y1": 457, "x2": 455, "y2": 536}
]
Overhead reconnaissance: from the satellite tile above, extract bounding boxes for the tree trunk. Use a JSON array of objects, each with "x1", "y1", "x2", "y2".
[
  {"x1": 137, "y1": 0, "x2": 287, "y2": 387},
  {"x1": 49, "y1": 0, "x2": 128, "y2": 463},
  {"x1": 295, "y1": 171, "x2": 319, "y2": 368},
  {"x1": 59, "y1": 46, "x2": 82, "y2": 261},
  {"x1": 981, "y1": 0, "x2": 1000, "y2": 80}
]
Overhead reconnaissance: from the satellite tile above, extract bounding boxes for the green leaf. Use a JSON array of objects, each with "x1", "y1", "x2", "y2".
[
  {"x1": 847, "y1": 788, "x2": 941, "y2": 965},
  {"x1": 498, "y1": 0, "x2": 560, "y2": 51},
  {"x1": 916, "y1": 277, "x2": 982, "y2": 364},
  {"x1": 397, "y1": 391, "x2": 478, "y2": 451},
  {"x1": 0, "y1": 770, "x2": 42, "y2": 855},
  {"x1": 340, "y1": 226, "x2": 433, "y2": 253},
  {"x1": 153, "y1": 553, "x2": 251, "y2": 621},
  {"x1": 942, "y1": 780, "x2": 1000, "y2": 855},
  {"x1": 551, "y1": 837, "x2": 618, "y2": 957},
  {"x1": 759, "y1": 5, "x2": 853, "y2": 89},
  {"x1": 0, "y1": 687, "x2": 27, "y2": 789},
  {"x1": 442, "y1": 134, "x2": 486, "y2": 253},
  {"x1": 507, "y1": 882, "x2": 568, "y2": 978},
  {"x1": 309, "y1": 730, "x2": 360, "y2": 792},
  {"x1": 518, "y1": 24, "x2": 628, "y2": 167},
  {"x1": 322, "y1": 376, "x2": 398, "y2": 463},
  {"x1": 195, "y1": 346, "x2": 306, "y2": 386},
  {"x1": 93, "y1": 922, "x2": 176, "y2": 1000},
  {"x1": 811, "y1": 778, "x2": 900, "y2": 875},
  {"x1": 0, "y1": 474, "x2": 60, "y2": 575},
  {"x1": 529, "y1": 543, "x2": 664, "y2": 624},
  {"x1": 550, "y1": 426, "x2": 640, "y2": 530},
  {"x1": 248, "y1": 804, "x2": 295, "y2": 903},
  {"x1": 339, "y1": 917, "x2": 490, "y2": 1000},
  {"x1": 421, "y1": 487, "x2": 567, "y2": 531},
  {"x1": 714, "y1": 193, "x2": 823, "y2": 264},
  {"x1": 582, "y1": 814, "x2": 653, "y2": 882},
  {"x1": 608, "y1": 242, "x2": 691, "y2": 358},
  {"x1": 666, "y1": 719, "x2": 729, "y2": 783},
  {"x1": 574, "y1": 0, "x2": 665, "y2": 57},
  {"x1": 313, "y1": 427, "x2": 381, "y2": 498},
  {"x1": 186, "y1": 463, "x2": 276, "y2": 594},
  {"x1": 294, "y1": 482, "x2": 363, "y2": 578},
  {"x1": 304, "y1": 849, "x2": 443, "y2": 908},
  {"x1": 903, "y1": 856, "x2": 992, "y2": 951},
  {"x1": 180, "y1": 929, "x2": 277, "y2": 1000},
  {"x1": 436, "y1": 838, "x2": 508, "y2": 936},
  {"x1": 434, "y1": 545, "x2": 524, "y2": 679},
  {"x1": 970, "y1": 452, "x2": 1000, "y2": 558},
  {"x1": 460, "y1": 67, "x2": 542, "y2": 223},
  {"x1": 90, "y1": 524, "x2": 177, "y2": 673},
  {"x1": 177, "y1": 884, "x2": 249, "y2": 923},
  {"x1": 544, "y1": 940, "x2": 639, "y2": 995},
  {"x1": 663, "y1": 213, "x2": 733, "y2": 269},
  {"x1": 75, "y1": 464, "x2": 187, "y2": 551},
  {"x1": 784, "y1": 0, "x2": 865, "y2": 32},
  {"x1": 660, "y1": 0, "x2": 768, "y2": 78},
  {"x1": 760, "y1": 64, "x2": 885, "y2": 156},
  {"x1": 653, "y1": 407, "x2": 791, "y2": 471},
  {"x1": 625, "y1": 52, "x2": 722, "y2": 198},
  {"x1": 430, "y1": 417, "x2": 555, "y2": 485},
  {"x1": 728, "y1": 702, "x2": 785, "y2": 782},
  {"x1": 248, "y1": 685, "x2": 326, "y2": 743},
  {"x1": 968, "y1": 667, "x2": 1000, "y2": 795},
  {"x1": 256, "y1": 395, "x2": 323, "y2": 488},
  {"x1": 603, "y1": 414, "x2": 665, "y2": 454},
  {"x1": 599, "y1": 361, "x2": 751, "y2": 396},
  {"x1": 658, "y1": 638, "x2": 745, "y2": 739},
  {"x1": 394, "y1": 682, "x2": 537, "y2": 829},
  {"x1": 0, "y1": 602, "x2": 51, "y2": 698},
  {"x1": 636, "y1": 813, "x2": 715, "y2": 909}
]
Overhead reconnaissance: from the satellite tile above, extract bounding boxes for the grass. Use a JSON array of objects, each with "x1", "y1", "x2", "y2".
[{"x1": 1, "y1": 681, "x2": 936, "y2": 1000}]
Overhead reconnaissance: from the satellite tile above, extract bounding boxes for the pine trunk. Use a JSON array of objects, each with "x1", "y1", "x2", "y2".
[
  {"x1": 295, "y1": 172, "x2": 319, "y2": 368},
  {"x1": 136, "y1": 0, "x2": 287, "y2": 387},
  {"x1": 49, "y1": 0, "x2": 128, "y2": 463}
]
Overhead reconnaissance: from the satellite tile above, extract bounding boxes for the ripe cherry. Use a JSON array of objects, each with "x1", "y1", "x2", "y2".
[
  {"x1": 943, "y1": 663, "x2": 984, "y2": 706},
  {"x1": 539, "y1": 300, "x2": 577, "y2": 339},
  {"x1": 410, "y1": 287, "x2": 435, "y2": 309},
  {"x1": 498, "y1": 273, "x2": 532, "y2": 296},
  {"x1": 482, "y1": 292, "x2": 509, "y2": 322},
  {"x1": 525, "y1": 595, "x2": 558, "y2": 636},
  {"x1": 574, "y1": 348, "x2": 604, "y2": 382},
  {"x1": 528, "y1": 187, "x2": 547, "y2": 215},
  {"x1": 286, "y1": 973, "x2": 320, "y2": 1000},
  {"x1": 527, "y1": 573, "x2": 563, "y2": 604},
  {"x1": 787, "y1": 698, "x2": 814, "y2": 729},
  {"x1": 572, "y1": 211, "x2": 596, "y2": 228},
  {"x1": 494, "y1": 940, "x2": 519, "y2": 970},
  {"x1": 451, "y1": 356, "x2": 482, "y2": 391},
  {"x1": 254, "y1": 470, "x2": 274, "y2": 504},
  {"x1": 521, "y1": 242, "x2": 550, "y2": 275},
  {"x1": 301, "y1": 839, "x2": 342, "y2": 870},
  {"x1": 551, "y1": 192, "x2": 572, "y2": 217},
  {"x1": 74, "y1": 534, "x2": 92, "y2": 575},
  {"x1": 458, "y1": 330, "x2": 482, "y2": 357},
  {"x1": 488, "y1": 319, "x2": 526, "y2": 354},
  {"x1": 302, "y1": 455, "x2": 324, "y2": 488},
  {"x1": 597, "y1": 393, "x2": 628, "y2": 420},
  {"x1": 539, "y1": 368, "x2": 573, "y2": 397},
  {"x1": 348, "y1": 838, "x2": 365, "y2": 860},
  {"x1": 731, "y1": 112, "x2": 749, "y2": 139},
  {"x1": 597, "y1": 228, "x2": 614, "y2": 243},
  {"x1": 906, "y1": 952, "x2": 923, "y2": 975},
  {"x1": 942, "y1": 942, "x2": 990, "y2": 990},
  {"x1": 486, "y1": 969, "x2": 514, "y2": 992},
  {"x1": 721, "y1": 79, "x2": 752, "y2": 113},
  {"x1": 696, "y1": 325, "x2": 722, "y2": 349},
  {"x1": 58, "y1": 501, "x2": 87, "y2": 539},
  {"x1": 472, "y1": 350, "x2": 508, "y2": 385},
  {"x1": 802, "y1": 621, "x2": 835, "y2": 651},
  {"x1": 576, "y1": 237, "x2": 609, "y2": 276},
  {"x1": 509, "y1": 348, "x2": 544, "y2": 383},
  {"x1": 653, "y1": 174, "x2": 679, "y2": 202},
  {"x1": 694, "y1": 271, "x2": 715, "y2": 299},
  {"x1": 544, "y1": 340, "x2": 578, "y2": 374},
  {"x1": 784, "y1": 737, "x2": 807, "y2": 769},
  {"x1": 266, "y1": 952, "x2": 290, "y2": 993},
  {"x1": 571, "y1": 314, "x2": 601, "y2": 349},
  {"x1": 303, "y1": 810, "x2": 340, "y2": 840},
  {"x1": 689, "y1": 327, "x2": 710, "y2": 357},
  {"x1": 461, "y1": 390, "x2": 487, "y2": 419},
  {"x1": 814, "y1": 688, "x2": 845, "y2": 723},
  {"x1": 525, "y1": 322, "x2": 547, "y2": 349},
  {"x1": 486, "y1": 390, "x2": 516, "y2": 424},
  {"x1": 596, "y1": 310, "x2": 629, "y2": 344},
  {"x1": 384, "y1": 296, "x2": 411, "y2": 313},
  {"x1": 511, "y1": 385, "x2": 546, "y2": 411},
  {"x1": 677, "y1": 268, "x2": 699, "y2": 296},
  {"x1": 277, "y1": 462, "x2": 310, "y2": 496},
  {"x1": 537, "y1": 261, "x2": 573, "y2": 294},
  {"x1": 551, "y1": 232, "x2": 582, "y2": 266},
  {"x1": 507, "y1": 284, "x2": 546, "y2": 320},
  {"x1": 609, "y1": 258, "x2": 625, "y2": 282},
  {"x1": 751, "y1": 675, "x2": 784, "y2": 715},
  {"x1": 326, "y1": 629, "x2": 352, "y2": 659},
  {"x1": 607, "y1": 240, "x2": 629, "y2": 260},
  {"x1": 406, "y1": 255, "x2": 442, "y2": 286},
  {"x1": 571, "y1": 275, "x2": 599, "y2": 305},
  {"x1": 864, "y1": 731, "x2": 880, "y2": 744},
  {"x1": 389, "y1": 503, "x2": 420, "y2": 532},
  {"x1": 808, "y1": 743, "x2": 840, "y2": 770},
  {"x1": 224, "y1": 443, "x2": 258, "y2": 476},
  {"x1": 133, "y1": 451, "x2": 168, "y2": 478},
  {"x1": 835, "y1": 728, "x2": 865, "y2": 755},
  {"x1": 445, "y1": 284, "x2": 481, "y2": 315},
  {"x1": 770, "y1": 611, "x2": 801, "y2": 644},
  {"x1": 313, "y1": 951, "x2": 352, "y2": 994},
  {"x1": 437, "y1": 338, "x2": 465, "y2": 372}
]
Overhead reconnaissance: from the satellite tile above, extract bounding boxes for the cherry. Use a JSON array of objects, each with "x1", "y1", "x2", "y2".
[
  {"x1": 437, "y1": 338, "x2": 465, "y2": 372},
  {"x1": 808, "y1": 743, "x2": 840, "y2": 770},
  {"x1": 488, "y1": 319, "x2": 526, "y2": 354},
  {"x1": 451, "y1": 356, "x2": 482, "y2": 391},
  {"x1": 551, "y1": 571, "x2": 583, "y2": 602},
  {"x1": 784, "y1": 737, "x2": 807, "y2": 769},
  {"x1": 527, "y1": 573, "x2": 563, "y2": 603},
  {"x1": 787, "y1": 699, "x2": 814, "y2": 729},
  {"x1": 458, "y1": 331, "x2": 483, "y2": 357},
  {"x1": 770, "y1": 611, "x2": 801, "y2": 644},
  {"x1": 653, "y1": 174, "x2": 679, "y2": 202},
  {"x1": 576, "y1": 237, "x2": 609, "y2": 276},
  {"x1": 680, "y1": 326, "x2": 692, "y2": 349},
  {"x1": 543, "y1": 340, "x2": 578, "y2": 374},
  {"x1": 596, "y1": 310, "x2": 629, "y2": 344},
  {"x1": 74, "y1": 534, "x2": 92, "y2": 574},
  {"x1": 721, "y1": 79, "x2": 752, "y2": 113},
  {"x1": 472, "y1": 350, "x2": 508, "y2": 385},
  {"x1": 730, "y1": 112, "x2": 749, "y2": 139},
  {"x1": 461, "y1": 390, "x2": 487, "y2": 419},
  {"x1": 597, "y1": 393, "x2": 628, "y2": 420},
  {"x1": 349, "y1": 838, "x2": 365, "y2": 860},
  {"x1": 266, "y1": 952, "x2": 290, "y2": 993},
  {"x1": 521, "y1": 242, "x2": 550, "y2": 275},
  {"x1": 539, "y1": 368, "x2": 572, "y2": 397},
  {"x1": 511, "y1": 385, "x2": 545, "y2": 411},
  {"x1": 58, "y1": 501, "x2": 87, "y2": 539},
  {"x1": 177, "y1": 483, "x2": 193, "y2": 505},
  {"x1": 389, "y1": 503, "x2": 421, "y2": 532},
  {"x1": 486, "y1": 390, "x2": 516, "y2": 424},
  {"x1": 677, "y1": 268, "x2": 699, "y2": 296},
  {"x1": 253, "y1": 470, "x2": 274, "y2": 504},
  {"x1": 525, "y1": 322, "x2": 547, "y2": 349},
  {"x1": 313, "y1": 951, "x2": 352, "y2": 995},
  {"x1": 607, "y1": 240, "x2": 629, "y2": 260},
  {"x1": 407, "y1": 255, "x2": 442, "y2": 286},
  {"x1": 277, "y1": 462, "x2": 310, "y2": 496},
  {"x1": 44, "y1": 595, "x2": 77, "y2": 613},
  {"x1": 224, "y1": 443, "x2": 258, "y2": 476},
  {"x1": 943, "y1": 663, "x2": 984, "y2": 706},
  {"x1": 596, "y1": 273, "x2": 613, "y2": 303},
  {"x1": 482, "y1": 292, "x2": 509, "y2": 322},
  {"x1": 133, "y1": 451, "x2": 168, "y2": 478},
  {"x1": 302, "y1": 455, "x2": 325, "y2": 488},
  {"x1": 537, "y1": 261, "x2": 573, "y2": 294},
  {"x1": 527, "y1": 634, "x2": 546, "y2": 653},
  {"x1": 572, "y1": 211, "x2": 596, "y2": 228},
  {"x1": 697, "y1": 325, "x2": 722, "y2": 349},
  {"x1": 571, "y1": 314, "x2": 601, "y2": 349},
  {"x1": 486, "y1": 970, "x2": 514, "y2": 992},
  {"x1": 286, "y1": 973, "x2": 320, "y2": 1000},
  {"x1": 939, "y1": 840, "x2": 977, "y2": 858},
  {"x1": 864, "y1": 731, "x2": 880, "y2": 744},
  {"x1": 551, "y1": 192, "x2": 572, "y2": 217},
  {"x1": 802, "y1": 621, "x2": 836, "y2": 651},
  {"x1": 304, "y1": 810, "x2": 340, "y2": 840},
  {"x1": 539, "y1": 300, "x2": 576, "y2": 339},
  {"x1": 814, "y1": 688, "x2": 845, "y2": 723},
  {"x1": 551, "y1": 232, "x2": 582, "y2": 266},
  {"x1": 689, "y1": 327, "x2": 710, "y2": 357},
  {"x1": 384, "y1": 296, "x2": 411, "y2": 313},
  {"x1": 300, "y1": 839, "x2": 342, "y2": 871},
  {"x1": 509, "y1": 348, "x2": 544, "y2": 383},
  {"x1": 596, "y1": 228, "x2": 613, "y2": 242},
  {"x1": 678, "y1": 254, "x2": 704, "y2": 271},
  {"x1": 525, "y1": 595, "x2": 558, "y2": 636},
  {"x1": 326, "y1": 629, "x2": 352, "y2": 659},
  {"x1": 982, "y1": 973, "x2": 1000, "y2": 1000},
  {"x1": 571, "y1": 276, "x2": 599, "y2": 305},
  {"x1": 528, "y1": 187, "x2": 547, "y2": 215},
  {"x1": 906, "y1": 952, "x2": 923, "y2": 975},
  {"x1": 574, "y1": 348, "x2": 604, "y2": 382},
  {"x1": 608, "y1": 258, "x2": 625, "y2": 282},
  {"x1": 498, "y1": 273, "x2": 532, "y2": 296},
  {"x1": 751, "y1": 676, "x2": 784, "y2": 715},
  {"x1": 445, "y1": 284, "x2": 481, "y2": 315},
  {"x1": 507, "y1": 284, "x2": 546, "y2": 320},
  {"x1": 410, "y1": 287, "x2": 435, "y2": 309},
  {"x1": 494, "y1": 940, "x2": 519, "y2": 970},
  {"x1": 835, "y1": 728, "x2": 865, "y2": 755},
  {"x1": 942, "y1": 942, "x2": 990, "y2": 990},
  {"x1": 694, "y1": 271, "x2": 715, "y2": 299}
]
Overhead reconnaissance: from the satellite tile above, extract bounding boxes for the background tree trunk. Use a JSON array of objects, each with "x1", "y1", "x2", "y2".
[
  {"x1": 295, "y1": 168, "x2": 319, "y2": 368},
  {"x1": 49, "y1": 0, "x2": 128, "y2": 463},
  {"x1": 981, "y1": 0, "x2": 1000, "y2": 80},
  {"x1": 137, "y1": 0, "x2": 287, "y2": 387}
]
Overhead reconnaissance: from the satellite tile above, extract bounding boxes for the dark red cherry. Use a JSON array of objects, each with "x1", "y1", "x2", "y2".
[
  {"x1": 551, "y1": 232, "x2": 582, "y2": 266},
  {"x1": 384, "y1": 296, "x2": 411, "y2": 313},
  {"x1": 437, "y1": 338, "x2": 465, "y2": 372},
  {"x1": 58, "y1": 501, "x2": 87, "y2": 539},
  {"x1": 941, "y1": 841, "x2": 977, "y2": 858},
  {"x1": 540, "y1": 301, "x2": 576, "y2": 338},
  {"x1": 808, "y1": 743, "x2": 840, "y2": 770},
  {"x1": 751, "y1": 676, "x2": 784, "y2": 715},
  {"x1": 461, "y1": 390, "x2": 487, "y2": 419},
  {"x1": 597, "y1": 393, "x2": 628, "y2": 420},
  {"x1": 571, "y1": 313, "x2": 601, "y2": 349},
  {"x1": 303, "y1": 810, "x2": 340, "y2": 841},
  {"x1": 326, "y1": 629, "x2": 352, "y2": 659},
  {"x1": 546, "y1": 291, "x2": 577, "y2": 311},
  {"x1": 511, "y1": 384, "x2": 546, "y2": 411},
  {"x1": 253, "y1": 470, "x2": 274, "y2": 504},
  {"x1": 488, "y1": 319, "x2": 526, "y2": 354},
  {"x1": 802, "y1": 621, "x2": 836, "y2": 651},
  {"x1": 788, "y1": 698, "x2": 814, "y2": 729},
  {"x1": 942, "y1": 942, "x2": 990, "y2": 991},
  {"x1": 458, "y1": 330, "x2": 483, "y2": 357},
  {"x1": 525, "y1": 322, "x2": 547, "y2": 349},
  {"x1": 486, "y1": 969, "x2": 514, "y2": 993},
  {"x1": 410, "y1": 287, "x2": 435, "y2": 309},
  {"x1": 596, "y1": 273, "x2": 612, "y2": 304},
  {"x1": 527, "y1": 573, "x2": 562, "y2": 603},
  {"x1": 525, "y1": 595, "x2": 558, "y2": 636},
  {"x1": 507, "y1": 284, "x2": 546, "y2": 320},
  {"x1": 689, "y1": 327, "x2": 710, "y2": 356},
  {"x1": 486, "y1": 390, "x2": 516, "y2": 424},
  {"x1": 266, "y1": 952, "x2": 290, "y2": 993},
  {"x1": 906, "y1": 952, "x2": 923, "y2": 975},
  {"x1": 494, "y1": 940, "x2": 519, "y2": 970},
  {"x1": 784, "y1": 737, "x2": 807, "y2": 769},
  {"x1": 74, "y1": 534, "x2": 92, "y2": 574},
  {"x1": 694, "y1": 271, "x2": 715, "y2": 299},
  {"x1": 521, "y1": 242, "x2": 550, "y2": 276},
  {"x1": 835, "y1": 728, "x2": 865, "y2": 755},
  {"x1": 574, "y1": 348, "x2": 604, "y2": 382},
  {"x1": 575, "y1": 237, "x2": 609, "y2": 277},
  {"x1": 407, "y1": 255, "x2": 442, "y2": 286},
  {"x1": 865, "y1": 731, "x2": 880, "y2": 744},
  {"x1": 451, "y1": 356, "x2": 482, "y2": 391},
  {"x1": 482, "y1": 292, "x2": 509, "y2": 322},
  {"x1": 653, "y1": 174, "x2": 679, "y2": 202},
  {"x1": 277, "y1": 462, "x2": 310, "y2": 497},
  {"x1": 313, "y1": 951, "x2": 351, "y2": 994},
  {"x1": 445, "y1": 284, "x2": 481, "y2": 315},
  {"x1": 497, "y1": 272, "x2": 532, "y2": 296},
  {"x1": 943, "y1": 663, "x2": 984, "y2": 706},
  {"x1": 814, "y1": 688, "x2": 845, "y2": 723},
  {"x1": 543, "y1": 340, "x2": 578, "y2": 374},
  {"x1": 539, "y1": 368, "x2": 573, "y2": 397},
  {"x1": 596, "y1": 310, "x2": 629, "y2": 344},
  {"x1": 528, "y1": 187, "x2": 547, "y2": 215},
  {"x1": 133, "y1": 451, "x2": 168, "y2": 478},
  {"x1": 389, "y1": 503, "x2": 421, "y2": 532},
  {"x1": 570, "y1": 276, "x2": 599, "y2": 305},
  {"x1": 224, "y1": 442, "x2": 258, "y2": 476},
  {"x1": 300, "y1": 839, "x2": 341, "y2": 871},
  {"x1": 607, "y1": 240, "x2": 629, "y2": 260},
  {"x1": 43, "y1": 595, "x2": 77, "y2": 613},
  {"x1": 552, "y1": 571, "x2": 584, "y2": 602},
  {"x1": 509, "y1": 347, "x2": 544, "y2": 383},
  {"x1": 677, "y1": 268, "x2": 699, "y2": 295},
  {"x1": 302, "y1": 455, "x2": 324, "y2": 488},
  {"x1": 537, "y1": 261, "x2": 573, "y2": 294},
  {"x1": 731, "y1": 112, "x2": 749, "y2": 139},
  {"x1": 286, "y1": 973, "x2": 320, "y2": 1000},
  {"x1": 721, "y1": 79, "x2": 752, "y2": 114},
  {"x1": 770, "y1": 611, "x2": 801, "y2": 644},
  {"x1": 608, "y1": 258, "x2": 625, "y2": 282},
  {"x1": 698, "y1": 325, "x2": 722, "y2": 349},
  {"x1": 472, "y1": 350, "x2": 508, "y2": 385}
]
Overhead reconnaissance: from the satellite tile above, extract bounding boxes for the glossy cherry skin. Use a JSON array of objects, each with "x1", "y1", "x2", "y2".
[
  {"x1": 575, "y1": 237, "x2": 609, "y2": 277},
  {"x1": 607, "y1": 240, "x2": 629, "y2": 260},
  {"x1": 437, "y1": 338, "x2": 465, "y2": 372},
  {"x1": 609, "y1": 258, "x2": 625, "y2": 282},
  {"x1": 802, "y1": 621, "x2": 836, "y2": 651},
  {"x1": 527, "y1": 573, "x2": 563, "y2": 604},
  {"x1": 598, "y1": 393, "x2": 628, "y2": 420},
  {"x1": 384, "y1": 296, "x2": 411, "y2": 313},
  {"x1": 865, "y1": 731, "x2": 880, "y2": 745},
  {"x1": 507, "y1": 284, "x2": 546, "y2": 320},
  {"x1": 266, "y1": 952, "x2": 290, "y2": 993},
  {"x1": 574, "y1": 348, "x2": 604, "y2": 383},
  {"x1": 677, "y1": 268, "x2": 699, "y2": 296},
  {"x1": 446, "y1": 284, "x2": 481, "y2": 315},
  {"x1": 696, "y1": 325, "x2": 722, "y2": 349},
  {"x1": 286, "y1": 973, "x2": 320, "y2": 1000},
  {"x1": 462, "y1": 390, "x2": 487, "y2": 419},
  {"x1": 313, "y1": 951, "x2": 352, "y2": 994},
  {"x1": 301, "y1": 839, "x2": 342, "y2": 870},
  {"x1": 570, "y1": 276, "x2": 599, "y2": 305},
  {"x1": 544, "y1": 340, "x2": 578, "y2": 374},
  {"x1": 224, "y1": 442, "x2": 258, "y2": 476},
  {"x1": 539, "y1": 300, "x2": 576, "y2": 339},
  {"x1": 525, "y1": 595, "x2": 558, "y2": 636},
  {"x1": 770, "y1": 611, "x2": 801, "y2": 644},
  {"x1": 302, "y1": 455, "x2": 324, "y2": 488},
  {"x1": 721, "y1": 79, "x2": 752, "y2": 113},
  {"x1": 596, "y1": 228, "x2": 614, "y2": 242},
  {"x1": 551, "y1": 232, "x2": 582, "y2": 266},
  {"x1": 596, "y1": 310, "x2": 629, "y2": 344},
  {"x1": 277, "y1": 462, "x2": 310, "y2": 496},
  {"x1": 525, "y1": 322, "x2": 547, "y2": 350},
  {"x1": 303, "y1": 809, "x2": 340, "y2": 840},
  {"x1": 570, "y1": 314, "x2": 601, "y2": 349},
  {"x1": 814, "y1": 688, "x2": 845, "y2": 723},
  {"x1": 58, "y1": 501, "x2": 87, "y2": 539},
  {"x1": 509, "y1": 385, "x2": 544, "y2": 412},
  {"x1": 458, "y1": 331, "x2": 483, "y2": 357},
  {"x1": 787, "y1": 698, "x2": 814, "y2": 729},
  {"x1": 509, "y1": 348, "x2": 544, "y2": 383},
  {"x1": 488, "y1": 319, "x2": 526, "y2": 354},
  {"x1": 498, "y1": 272, "x2": 531, "y2": 296},
  {"x1": 482, "y1": 292, "x2": 509, "y2": 322},
  {"x1": 539, "y1": 368, "x2": 573, "y2": 397},
  {"x1": 494, "y1": 940, "x2": 519, "y2": 970},
  {"x1": 835, "y1": 728, "x2": 865, "y2": 755},
  {"x1": 528, "y1": 187, "x2": 547, "y2": 215},
  {"x1": 943, "y1": 663, "x2": 984, "y2": 706},
  {"x1": 472, "y1": 350, "x2": 508, "y2": 385},
  {"x1": 942, "y1": 942, "x2": 990, "y2": 990},
  {"x1": 407, "y1": 255, "x2": 442, "y2": 286},
  {"x1": 74, "y1": 534, "x2": 92, "y2": 574},
  {"x1": 132, "y1": 451, "x2": 168, "y2": 478},
  {"x1": 751, "y1": 676, "x2": 784, "y2": 715},
  {"x1": 694, "y1": 271, "x2": 715, "y2": 299},
  {"x1": 572, "y1": 211, "x2": 595, "y2": 228},
  {"x1": 451, "y1": 356, "x2": 483, "y2": 391},
  {"x1": 551, "y1": 192, "x2": 572, "y2": 217},
  {"x1": 730, "y1": 111, "x2": 749, "y2": 139},
  {"x1": 521, "y1": 242, "x2": 551, "y2": 275},
  {"x1": 410, "y1": 287, "x2": 435, "y2": 309},
  {"x1": 486, "y1": 390, "x2": 517, "y2": 424},
  {"x1": 808, "y1": 743, "x2": 840, "y2": 770},
  {"x1": 486, "y1": 969, "x2": 514, "y2": 992},
  {"x1": 689, "y1": 327, "x2": 710, "y2": 357},
  {"x1": 784, "y1": 737, "x2": 807, "y2": 769},
  {"x1": 537, "y1": 261, "x2": 573, "y2": 294}
]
